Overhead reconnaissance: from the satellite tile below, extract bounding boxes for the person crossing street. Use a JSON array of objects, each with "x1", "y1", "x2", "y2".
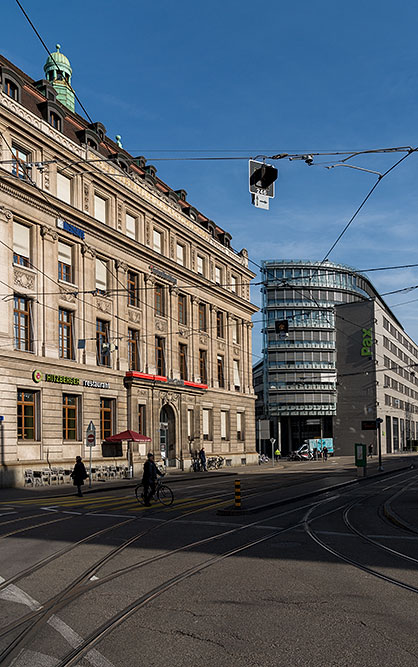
[{"x1": 142, "y1": 452, "x2": 164, "y2": 506}]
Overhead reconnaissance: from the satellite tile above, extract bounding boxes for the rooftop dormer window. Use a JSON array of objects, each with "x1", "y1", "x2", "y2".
[
  {"x1": 50, "y1": 111, "x2": 61, "y2": 130},
  {"x1": 4, "y1": 79, "x2": 18, "y2": 101}
]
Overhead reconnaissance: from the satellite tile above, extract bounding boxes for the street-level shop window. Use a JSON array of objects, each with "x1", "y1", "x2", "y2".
[
  {"x1": 138, "y1": 404, "x2": 146, "y2": 436},
  {"x1": 11, "y1": 145, "x2": 31, "y2": 180},
  {"x1": 96, "y1": 319, "x2": 110, "y2": 366},
  {"x1": 94, "y1": 194, "x2": 107, "y2": 223},
  {"x1": 216, "y1": 311, "x2": 224, "y2": 339},
  {"x1": 155, "y1": 283, "x2": 165, "y2": 316},
  {"x1": 199, "y1": 349, "x2": 207, "y2": 385},
  {"x1": 198, "y1": 302, "x2": 207, "y2": 332},
  {"x1": 58, "y1": 241, "x2": 73, "y2": 283},
  {"x1": 155, "y1": 336, "x2": 165, "y2": 376},
  {"x1": 14, "y1": 295, "x2": 32, "y2": 351},
  {"x1": 128, "y1": 328, "x2": 140, "y2": 371},
  {"x1": 56, "y1": 172, "x2": 71, "y2": 204},
  {"x1": 127, "y1": 271, "x2": 139, "y2": 307},
  {"x1": 202, "y1": 408, "x2": 212, "y2": 441},
  {"x1": 126, "y1": 213, "x2": 136, "y2": 240},
  {"x1": 179, "y1": 343, "x2": 188, "y2": 380},
  {"x1": 237, "y1": 412, "x2": 245, "y2": 440},
  {"x1": 217, "y1": 355, "x2": 225, "y2": 388},
  {"x1": 59, "y1": 308, "x2": 74, "y2": 359},
  {"x1": 17, "y1": 389, "x2": 38, "y2": 440},
  {"x1": 100, "y1": 397, "x2": 115, "y2": 441},
  {"x1": 220, "y1": 410, "x2": 229, "y2": 440},
  {"x1": 95, "y1": 258, "x2": 107, "y2": 294},
  {"x1": 62, "y1": 394, "x2": 79, "y2": 440},
  {"x1": 178, "y1": 294, "x2": 187, "y2": 325},
  {"x1": 13, "y1": 221, "x2": 30, "y2": 267}
]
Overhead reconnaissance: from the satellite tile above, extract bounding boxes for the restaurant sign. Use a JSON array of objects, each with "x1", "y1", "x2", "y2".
[{"x1": 32, "y1": 370, "x2": 110, "y2": 389}]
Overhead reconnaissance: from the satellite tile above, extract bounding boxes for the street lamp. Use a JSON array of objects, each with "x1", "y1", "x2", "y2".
[{"x1": 376, "y1": 418, "x2": 384, "y2": 471}]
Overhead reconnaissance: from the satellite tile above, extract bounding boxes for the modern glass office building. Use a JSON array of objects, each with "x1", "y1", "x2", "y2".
[{"x1": 254, "y1": 259, "x2": 379, "y2": 453}]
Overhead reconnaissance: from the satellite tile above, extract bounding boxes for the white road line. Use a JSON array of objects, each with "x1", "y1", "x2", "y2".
[
  {"x1": 0, "y1": 575, "x2": 114, "y2": 667},
  {"x1": 0, "y1": 511, "x2": 18, "y2": 516},
  {"x1": 61, "y1": 511, "x2": 82, "y2": 515},
  {"x1": 11, "y1": 648, "x2": 59, "y2": 666},
  {"x1": 40, "y1": 507, "x2": 59, "y2": 512},
  {"x1": 317, "y1": 530, "x2": 418, "y2": 540},
  {"x1": 87, "y1": 513, "x2": 135, "y2": 518}
]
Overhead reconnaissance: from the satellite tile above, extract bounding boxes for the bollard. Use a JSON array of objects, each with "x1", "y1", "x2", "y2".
[{"x1": 234, "y1": 480, "x2": 241, "y2": 509}]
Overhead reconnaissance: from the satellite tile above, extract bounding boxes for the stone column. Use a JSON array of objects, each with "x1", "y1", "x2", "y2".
[
  {"x1": 81, "y1": 244, "x2": 96, "y2": 366},
  {"x1": 144, "y1": 274, "x2": 155, "y2": 374},
  {"x1": 0, "y1": 207, "x2": 13, "y2": 344},
  {"x1": 115, "y1": 260, "x2": 128, "y2": 371}
]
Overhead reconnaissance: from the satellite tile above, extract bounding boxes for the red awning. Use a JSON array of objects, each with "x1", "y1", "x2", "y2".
[{"x1": 104, "y1": 429, "x2": 152, "y2": 443}]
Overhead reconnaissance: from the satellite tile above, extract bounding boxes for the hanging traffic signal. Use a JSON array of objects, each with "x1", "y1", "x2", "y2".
[
  {"x1": 249, "y1": 160, "x2": 278, "y2": 198},
  {"x1": 275, "y1": 319, "x2": 288, "y2": 335}
]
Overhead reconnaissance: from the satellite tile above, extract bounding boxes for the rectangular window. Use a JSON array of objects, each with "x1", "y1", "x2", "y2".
[
  {"x1": 237, "y1": 412, "x2": 244, "y2": 440},
  {"x1": 57, "y1": 172, "x2": 71, "y2": 204},
  {"x1": 176, "y1": 243, "x2": 184, "y2": 266},
  {"x1": 220, "y1": 410, "x2": 229, "y2": 440},
  {"x1": 232, "y1": 320, "x2": 240, "y2": 344},
  {"x1": 100, "y1": 397, "x2": 114, "y2": 440},
  {"x1": 178, "y1": 294, "x2": 187, "y2": 325},
  {"x1": 233, "y1": 360, "x2": 241, "y2": 391},
  {"x1": 217, "y1": 355, "x2": 225, "y2": 388},
  {"x1": 58, "y1": 241, "x2": 72, "y2": 283},
  {"x1": 11, "y1": 145, "x2": 31, "y2": 180},
  {"x1": 94, "y1": 194, "x2": 107, "y2": 223},
  {"x1": 199, "y1": 349, "x2": 207, "y2": 385},
  {"x1": 96, "y1": 319, "x2": 110, "y2": 366},
  {"x1": 198, "y1": 302, "x2": 207, "y2": 332},
  {"x1": 138, "y1": 404, "x2": 146, "y2": 435},
  {"x1": 231, "y1": 275, "x2": 237, "y2": 293},
  {"x1": 127, "y1": 271, "x2": 139, "y2": 307},
  {"x1": 128, "y1": 328, "x2": 140, "y2": 371},
  {"x1": 13, "y1": 221, "x2": 30, "y2": 267},
  {"x1": 17, "y1": 389, "x2": 38, "y2": 440},
  {"x1": 179, "y1": 343, "x2": 188, "y2": 380},
  {"x1": 197, "y1": 255, "x2": 204, "y2": 275},
  {"x1": 202, "y1": 408, "x2": 212, "y2": 441},
  {"x1": 126, "y1": 213, "x2": 136, "y2": 240},
  {"x1": 63, "y1": 394, "x2": 78, "y2": 440},
  {"x1": 187, "y1": 408, "x2": 194, "y2": 439},
  {"x1": 155, "y1": 336, "x2": 165, "y2": 376},
  {"x1": 153, "y1": 229, "x2": 162, "y2": 253},
  {"x1": 215, "y1": 266, "x2": 222, "y2": 284},
  {"x1": 95, "y1": 258, "x2": 107, "y2": 294},
  {"x1": 50, "y1": 111, "x2": 61, "y2": 130},
  {"x1": 14, "y1": 296, "x2": 32, "y2": 351},
  {"x1": 155, "y1": 283, "x2": 165, "y2": 316},
  {"x1": 59, "y1": 308, "x2": 74, "y2": 359},
  {"x1": 216, "y1": 311, "x2": 224, "y2": 338}
]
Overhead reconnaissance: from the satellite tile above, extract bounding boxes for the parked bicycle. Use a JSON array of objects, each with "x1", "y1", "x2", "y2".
[
  {"x1": 207, "y1": 456, "x2": 224, "y2": 470},
  {"x1": 135, "y1": 477, "x2": 174, "y2": 506}
]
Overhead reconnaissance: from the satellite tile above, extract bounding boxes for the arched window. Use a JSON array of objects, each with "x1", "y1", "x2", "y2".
[{"x1": 4, "y1": 79, "x2": 18, "y2": 101}]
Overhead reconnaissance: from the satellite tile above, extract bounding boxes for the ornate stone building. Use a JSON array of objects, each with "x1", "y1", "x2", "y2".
[{"x1": 0, "y1": 47, "x2": 257, "y2": 485}]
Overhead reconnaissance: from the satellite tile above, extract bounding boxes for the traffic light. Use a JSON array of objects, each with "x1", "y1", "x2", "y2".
[
  {"x1": 275, "y1": 320, "x2": 288, "y2": 335},
  {"x1": 249, "y1": 160, "x2": 278, "y2": 198}
]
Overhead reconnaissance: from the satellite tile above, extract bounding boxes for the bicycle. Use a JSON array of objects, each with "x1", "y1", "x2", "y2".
[{"x1": 135, "y1": 477, "x2": 174, "y2": 507}]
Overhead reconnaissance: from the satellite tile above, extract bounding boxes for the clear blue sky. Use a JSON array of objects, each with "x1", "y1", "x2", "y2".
[{"x1": 4, "y1": 1, "x2": 418, "y2": 361}]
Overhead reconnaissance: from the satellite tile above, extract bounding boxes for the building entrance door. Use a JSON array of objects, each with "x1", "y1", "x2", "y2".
[{"x1": 160, "y1": 405, "x2": 176, "y2": 467}]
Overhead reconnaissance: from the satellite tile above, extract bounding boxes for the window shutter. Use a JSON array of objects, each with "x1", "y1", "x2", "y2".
[
  {"x1": 221, "y1": 411, "x2": 227, "y2": 439},
  {"x1": 13, "y1": 222, "x2": 30, "y2": 257},
  {"x1": 202, "y1": 409, "x2": 209, "y2": 435},
  {"x1": 237, "y1": 412, "x2": 242, "y2": 433},
  {"x1": 58, "y1": 242, "x2": 72, "y2": 264},
  {"x1": 57, "y1": 173, "x2": 71, "y2": 203},
  {"x1": 234, "y1": 360, "x2": 240, "y2": 388},
  {"x1": 126, "y1": 213, "x2": 136, "y2": 239},
  {"x1": 96, "y1": 259, "x2": 107, "y2": 292},
  {"x1": 94, "y1": 195, "x2": 106, "y2": 223}
]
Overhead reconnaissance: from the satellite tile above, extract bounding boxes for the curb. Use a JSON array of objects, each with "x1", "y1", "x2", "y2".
[{"x1": 217, "y1": 464, "x2": 416, "y2": 515}]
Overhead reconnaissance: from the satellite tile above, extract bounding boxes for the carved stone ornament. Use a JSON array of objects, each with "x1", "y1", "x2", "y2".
[
  {"x1": 40, "y1": 225, "x2": 58, "y2": 241},
  {"x1": 170, "y1": 286, "x2": 179, "y2": 297},
  {"x1": 96, "y1": 297, "x2": 112, "y2": 314},
  {"x1": 191, "y1": 248, "x2": 195, "y2": 271},
  {"x1": 233, "y1": 346, "x2": 240, "y2": 356},
  {"x1": 155, "y1": 317, "x2": 168, "y2": 333},
  {"x1": 117, "y1": 202, "x2": 122, "y2": 230},
  {"x1": 81, "y1": 244, "x2": 96, "y2": 259},
  {"x1": 161, "y1": 391, "x2": 179, "y2": 405},
  {"x1": 43, "y1": 162, "x2": 50, "y2": 190},
  {"x1": 128, "y1": 309, "x2": 141, "y2": 324},
  {"x1": 14, "y1": 268, "x2": 35, "y2": 290},
  {"x1": 59, "y1": 287, "x2": 77, "y2": 303},
  {"x1": 145, "y1": 220, "x2": 150, "y2": 246},
  {"x1": 170, "y1": 236, "x2": 175, "y2": 259},
  {"x1": 218, "y1": 342, "x2": 225, "y2": 352},
  {"x1": 137, "y1": 389, "x2": 148, "y2": 397},
  {"x1": 199, "y1": 334, "x2": 208, "y2": 345},
  {"x1": 0, "y1": 206, "x2": 12, "y2": 223},
  {"x1": 191, "y1": 295, "x2": 199, "y2": 304},
  {"x1": 115, "y1": 259, "x2": 128, "y2": 273},
  {"x1": 84, "y1": 183, "x2": 89, "y2": 211}
]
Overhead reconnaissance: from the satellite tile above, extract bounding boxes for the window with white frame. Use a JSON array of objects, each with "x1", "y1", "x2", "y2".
[
  {"x1": 231, "y1": 275, "x2": 237, "y2": 293},
  {"x1": 233, "y1": 360, "x2": 241, "y2": 391},
  {"x1": 95, "y1": 258, "x2": 107, "y2": 294},
  {"x1": 126, "y1": 213, "x2": 136, "y2": 240},
  {"x1": 197, "y1": 255, "x2": 204, "y2": 275},
  {"x1": 176, "y1": 243, "x2": 184, "y2": 266},
  {"x1": 94, "y1": 194, "x2": 107, "y2": 223},
  {"x1": 58, "y1": 242, "x2": 73, "y2": 283},
  {"x1": 202, "y1": 408, "x2": 212, "y2": 441},
  {"x1": 215, "y1": 266, "x2": 222, "y2": 284},
  {"x1": 56, "y1": 172, "x2": 71, "y2": 204},
  {"x1": 153, "y1": 229, "x2": 162, "y2": 253},
  {"x1": 237, "y1": 412, "x2": 244, "y2": 440},
  {"x1": 11, "y1": 145, "x2": 31, "y2": 180},
  {"x1": 13, "y1": 221, "x2": 30, "y2": 267},
  {"x1": 220, "y1": 410, "x2": 229, "y2": 440}
]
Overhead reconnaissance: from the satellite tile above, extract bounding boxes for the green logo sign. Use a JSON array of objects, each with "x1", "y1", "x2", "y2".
[
  {"x1": 361, "y1": 327, "x2": 373, "y2": 356},
  {"x1": 32, "y1": 370, "x2": 43, "y2": 383}
]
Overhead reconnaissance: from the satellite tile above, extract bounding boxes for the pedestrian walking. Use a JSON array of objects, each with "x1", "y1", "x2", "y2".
[
  {"x1": 368, "y1": 443, "x2": 373, "y2": 458},
  {"x1": 313, "y1": 447, "x2": 318, "y2": 461},
  {"x1": 199, "y1": 447, "x2": 207, "y2": 471},
  {"x1": 322, "y1": 445, "x2": 328, "y2": 461},
  {"x1": 274, "y1": 447, "x2": 281, "y2": 461},
  {"x1": 70, "y1": 456, "x2": 88, "y2": 497},
  {"x1": 142, "y1": 452, "x2": 164, "y2": 506}
]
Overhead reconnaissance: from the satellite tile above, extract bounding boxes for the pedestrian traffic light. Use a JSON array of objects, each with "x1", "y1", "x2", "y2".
[
  {"x1": 249, "y1": 160, "x2": 278, "y2": 198},
  {"x1": 275, "y1": 319, "x2": 288, "y2": 335}
]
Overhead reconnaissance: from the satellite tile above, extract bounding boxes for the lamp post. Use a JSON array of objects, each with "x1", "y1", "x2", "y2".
[{"x1": 376, "y1": 418, "x2": 383, "y2": 471}]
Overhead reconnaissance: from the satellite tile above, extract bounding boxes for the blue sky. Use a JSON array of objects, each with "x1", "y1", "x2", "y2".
[{"x1": 4, "y1": 1, "x2": 418, "y2": 361}]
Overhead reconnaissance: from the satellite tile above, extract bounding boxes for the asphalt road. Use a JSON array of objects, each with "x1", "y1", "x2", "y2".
[{"x1": 1, "y1": 460, "x2": 418, "y2": 666}]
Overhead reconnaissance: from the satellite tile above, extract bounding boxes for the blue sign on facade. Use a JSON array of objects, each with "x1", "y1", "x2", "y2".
[{"x1": 56, "y1": 218, "x2": 85, "y2": 240}]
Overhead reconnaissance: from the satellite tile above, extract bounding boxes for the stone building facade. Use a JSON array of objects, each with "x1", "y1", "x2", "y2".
[{"x1": 0, "y1": 48, "x2": 257, "y2": 486}]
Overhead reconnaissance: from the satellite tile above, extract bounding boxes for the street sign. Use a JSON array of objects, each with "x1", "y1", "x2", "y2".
[
  {"x1": 362, "y1": 420, "x2": 377, "y2": 430},
  {"x1": 249, "y1": 160, "x2": 278, "y2": 197},
  {"x1": 87, "y1": 433, "x2": 95, "y2": 446},
  {"x1": 86, "y1": 421, "x2": 96, "y2": 447},
  {"x1": 355, "y1": 443, "x2": 367, "y2": 467},
  {"x1": 270, "y1": 438, "x2": 276, "y2": 445},
  {"x1": 252, "y1": 193, "x2": 269, "y2": 210}
]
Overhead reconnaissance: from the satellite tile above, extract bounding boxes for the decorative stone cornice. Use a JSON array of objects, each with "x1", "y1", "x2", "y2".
[
  {"x1": 96, "y1": 297, "x2": 112, "y2": 314},
  {"x1": 81, "y1": 244, "x2": 96, "y2": 258},
  {"x1": 115, "y1": 259, "x2": 128, "y2": 273},
  {"x1": 14, "y1": 267, "x2": 35, "y2": 290},
  {"x1": 0, "y1": 206, "x2": 12, "y2": 223},
  {"x1": 155, "y1": 317, "x2": 168, "y2": 333},
  {"x1": 40, "y1": 225, "x2": 58, "y2": 241}
]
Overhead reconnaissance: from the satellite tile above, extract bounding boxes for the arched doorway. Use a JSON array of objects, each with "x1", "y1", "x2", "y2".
[{"x1": 159, "y1": 405, "x2": 176, "y2": 466}]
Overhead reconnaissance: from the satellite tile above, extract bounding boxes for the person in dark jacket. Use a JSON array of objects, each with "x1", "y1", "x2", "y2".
[
  {"x1": 199, "y1": 447, "x2": 207, "y2": 471},
  {"x1": 142, "y1": 452, "x2": 163, "y2": 506},
  {"x1": 71, "y1": 456, "x2": 88, "y2": 497},
  {"x1": 322, "y1": 445, "x2": 328, "y2": 461}
]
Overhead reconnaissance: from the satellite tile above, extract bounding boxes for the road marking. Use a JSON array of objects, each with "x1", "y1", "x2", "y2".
[
  {"x1": 0, "y1": 511, "x2": 18, "y2": 516},
  {"x1": 11, "y1": 649, "x2": 59, "y2": 666},
  {"x1": 62, "y1": 511, "x2": 82, "y2": 515}
]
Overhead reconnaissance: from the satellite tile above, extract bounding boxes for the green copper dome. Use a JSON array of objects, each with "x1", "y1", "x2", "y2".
[{"x1": 43, "y1": 44, "x2": 75, "y2": 112}]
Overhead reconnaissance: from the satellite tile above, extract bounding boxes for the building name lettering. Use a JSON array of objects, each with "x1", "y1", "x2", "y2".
[
  {"x1": 361, "y1": 327, "x2": 373, "y2": 356},
  {"x1": 150, "y1": 265, "x2": 177, "y2": 285},
  {"x1": 33, "y1": 370, "x2": 110, "y2": 389},
  {"x1": 56, "y1": 217, "x2": 85, "y2": 240}
]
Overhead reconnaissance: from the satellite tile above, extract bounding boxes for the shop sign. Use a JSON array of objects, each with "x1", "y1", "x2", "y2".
[
  {"x1": 56, "y1": 217, "x2": 85, "y2": 240},
  {"x1": 150, "y1": 265, "x2": 177, "y2": 285},
  {"x1": 361, "y1": 327, "x2": 373, "y2": 357},
  {"x1": 32, "y1": 370, "x2": 109, "y2": 389}
]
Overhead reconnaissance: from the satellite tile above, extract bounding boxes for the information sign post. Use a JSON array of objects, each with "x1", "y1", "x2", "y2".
[
  {"x1": 355, "y1": 443, "x2": 367, "y2": 477},
  {"x1": 86, "y1": 421, "x2": 96, "y2": 488}
]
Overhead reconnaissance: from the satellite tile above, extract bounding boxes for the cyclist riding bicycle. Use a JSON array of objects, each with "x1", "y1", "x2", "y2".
[{"x1": 142, "y1": 452, "x2": 164, "y2": 506}]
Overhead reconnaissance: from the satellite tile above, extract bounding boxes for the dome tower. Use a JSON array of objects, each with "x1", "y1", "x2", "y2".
[{"x1": 43, "y1": 44, "x2": 75, "y2": 112}]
